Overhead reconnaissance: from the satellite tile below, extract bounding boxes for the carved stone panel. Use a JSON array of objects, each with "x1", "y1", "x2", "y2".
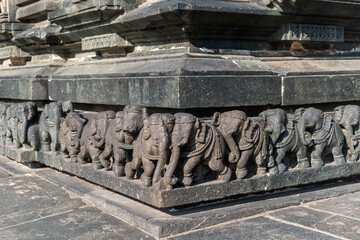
[
  {"x1": 82, "y1": 33, "x2": 133, "y2": 51},
  {"x1": 272, "y1": 24, "x2": 344, "y2": 43}
]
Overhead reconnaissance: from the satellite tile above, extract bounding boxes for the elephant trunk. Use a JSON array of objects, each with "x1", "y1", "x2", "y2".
[
  {"x1": 153, "y1": 124, "x2": 170, "y2": 184},
  {"x1": 298, "y1": 118, "x2": 312, "y2": 146},
  {"x1": 164, "y1": 145, "x2": 180, "y2": 186}
]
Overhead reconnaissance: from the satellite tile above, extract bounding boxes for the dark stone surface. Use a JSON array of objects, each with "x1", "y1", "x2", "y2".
[
  {"x1": 33, "y1": 162, "x2": 360, "y2": 238},
  {"x1": 2, "y1": 145, "x2": 37, "y2": 164},
  {"x1": 0, "y1": 160, "x2": 154, "y2": 240},
  {"x1": 0, "y1": 207, "x2": 154, "y2": 240},
  {"x1": 48, "y1": 54, "x2": 280, "y2": 108},
  {"x1": 33, "y1": 150, "x2": 360, "y2": 208},
  {"x1": 282, "y1": 74, "x2": 360, "y2": 106},
  {"x1": 170, "y1": 216, "x2": 338, "y2": 240},
  {"x1": 307, "y1": 192, "x2": 360, "y2": 219},
  {"x1": 269, "y1": 202, "x2": 360, "y2": 239}
]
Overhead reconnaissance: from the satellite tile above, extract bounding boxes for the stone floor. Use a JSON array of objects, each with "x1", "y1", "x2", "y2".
[{"x1": 0, "y1": 156, "x2": 360, "y2": 240}]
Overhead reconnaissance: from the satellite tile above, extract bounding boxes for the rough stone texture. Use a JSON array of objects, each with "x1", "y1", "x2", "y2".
[
  {"x1": 171, "y1": 216, "x2": 339, "y2": 240},
  {"x1": 1, "y1": 145, "x2": 37, "y2": 164},
  {"x1": 30, "y1": 150, "x2": 360, "y2": 208},
  {"x1": 33, "y1": 162, "x2": 360, "y2": 238}
]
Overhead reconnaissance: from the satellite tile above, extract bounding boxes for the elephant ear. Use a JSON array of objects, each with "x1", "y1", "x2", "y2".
[
  {"x1": 294, "y1": 108, "x2": 305, "y2": 121},
  {"x1": 142, "y1": 108, "x2": 151, "y2": 140},
  {"x1": 195, "y1": 119, "x2": 206, "y2": 144},
  {"x1": 62, "y1": 101, "x2": 73, "y2": 114},
  {"x1": 211, "y1": 112, "x2": 221, "y2": 127}
]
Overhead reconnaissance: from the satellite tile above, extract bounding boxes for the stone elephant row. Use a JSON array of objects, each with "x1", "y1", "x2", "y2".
[
  {"x1": 0, "y1": 101, "x2": 73, "y2": 152},
  {"x1": 1, "y1": 101, "x2": 359, "y2": 189}
]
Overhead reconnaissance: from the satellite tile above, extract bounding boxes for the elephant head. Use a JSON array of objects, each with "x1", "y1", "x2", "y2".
[
  {"x1": 142, "y1": 109, "x2": 174, "y2": 149},
  {"x1": 62, "y1": 112, "x2": 86, "y2": 157},
  {"x1": 17, "y1": 102, "x2": 37, "y2": 145},
  {"x1": 142, "y1": 109, "x2": 175, "y2": 184},
  {"x1": 259, "y1": 109, "x2": 287, "y2": 147},
  {"x1": 296, "y1": 107, "x2": 324, "y2": 146},
  {"x1": 122, "y1": 105, "x2": 143, "y2": 136},
  {"x1": 89, "y1": 111, "x2": 115, "y2": 148},
  {"x1": 212, "y1": 110, "x2": 247, "y2": 163}
]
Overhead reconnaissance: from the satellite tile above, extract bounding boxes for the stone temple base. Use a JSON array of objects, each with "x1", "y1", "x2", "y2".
[{"x1": 3, "y1": 146, "x2": 360, "y2": 209}]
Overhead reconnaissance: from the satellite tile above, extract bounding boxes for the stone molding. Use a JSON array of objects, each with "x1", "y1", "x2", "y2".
[{"x1": 81, "y1": 33, "x2": 133, "y2": 51}]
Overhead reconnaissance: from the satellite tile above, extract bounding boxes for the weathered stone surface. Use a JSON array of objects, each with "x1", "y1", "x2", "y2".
[
  {"x1": 16, "y1": 0, "x2": 59, "y2": 21},
  {"x1": 34, "y1": 162, "x2": 360, "y2": 238},
  {"x1": 171, "y1": 216, "x2": 338, "y2": 240},
  {"x1": 2, "y1": 145, "x2": 37, "y2": 163},
  {"x1": 30, "y1": 149, "x2": 360, "y2": 208},
  {"x1": 269, "y1": 206, "x2": 360, "y2": 239}
]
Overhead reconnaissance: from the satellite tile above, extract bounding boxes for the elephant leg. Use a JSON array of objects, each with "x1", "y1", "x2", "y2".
[
  {"x1": 236, "y1": 149, "x2": 253, "y2": 179},
  {"x1": 182, "y1": 156, "x2": 202, "y2": 187},
  {"x1": 332, "y1": 144, "x2": 346, "y2": 165},
  {"x1": 140, "y1": 158, "x2": 155, "y2": 187},
  {"x1": 77, "y1": 145, "x2": 88, "y2": 164},
  {"x1": 310, "y1": 143, "x2": 326, "y2": 168},
  {"x1": 12, "y1": 131, "x2": 20, "y2": 148},
  {"x1": 296, "y1": 146, "x2": 309, "y2": 168},
  {"x1": 60, "y1": 143, "x2": 68, "y2": 157},
  {"x1": 40, "y1": 130, "x2": 51, "y2": 151},
  {"x1": 208, "y1": 155, "x2": 232, "y2": 182},
  {"x1": 125, "y1": 157, "x2": 142, "y2": 180},
  {"x1": 274, "y1": 150, "x2": 286, "y2": 174},
  {"x1": 255, "y1": 153, "x2": 267, "y2": 175},
  {"x1": 113, "y1": 148, "x2": 126, "y2": 177},
  {"x1": 99, "y1": 144, "x2": 112, "y2": 170},
  {"x1": 90, "y1": 148, "x2": 103, "y2": 170}
]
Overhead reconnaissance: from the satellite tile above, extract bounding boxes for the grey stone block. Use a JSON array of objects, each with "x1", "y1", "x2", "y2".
[
  {"x1": 16, "y1": 0, "x2": 59, "y2": 21},
  {"x1": 33, "y1": 149, "x2": 360, "y2": 208},
  {"x1": 2, "y1": 145, "x2": 38, "y2": 164},
  {"x1": 34, "y1": 163, "x2": 360, "y2": 238}
]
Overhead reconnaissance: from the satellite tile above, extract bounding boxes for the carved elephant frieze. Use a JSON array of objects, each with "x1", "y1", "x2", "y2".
[
  {"x1": 125, "y1": 110, "x2": 174, "y2": 187},
  {"x1": 334, "y1": 105, "x2": 360, "y2": 162},
  {"x1": 297, "y1": 107, "x2": 345, "y2": 167},
  {"x1": 77, "y1": 110, "x2": 115, "y2": 169},
  {"x1": 162, "y1": 113, "x2": 232, "y2": 188},
  {"x1": 260, "y1": 108, "x2": 309, "y2": 174},
  {"x1": 39, "y1": 101, "x2": 73, "y2": 152},
  {"x1": 99, "y1": 105, "x2": 144, "y2": 177},
  {"x1": 212, "y1": 110, "x2": 268, "y2": 179},
  {"x1": 59, "y1": 112, "x2": 87, "y2": 159}
]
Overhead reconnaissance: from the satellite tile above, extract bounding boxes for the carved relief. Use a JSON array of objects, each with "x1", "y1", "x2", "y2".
[
  {"x1": 163, "y1": 113, "x2": 232, "y2": 188},
  {"x1": 77, "y1": 111, "x2": 115, "y2": 168},
  {"x1": 0, "y1": 102, "x2": 9, "y2": 146},
  {"x1": 296, "y1": 107, "x2": 345, "y2": 167},
  {"x1": 125, "y1": 110, "x2": 174, "y2": 187},
  {"x1": 212, "y1": 111, "x2": 268, "y2": 179},
  {"x1": 59, "y1": 112, "x2": 86, "y2": 159},
  {"x1": 17, "y1": 102, "x2": 40, "y2": 150},
  {"x1": 334, "y1": 105, "x2": 360, "y2": 162},
  {"x1": 100, "y1": 105, "x2": 143, "y2": 177},
  {"x1": 39, "y1": 101, "x2": 73, "y2": 152},
  {"x1": 6, "y1": 103, "x2": 19, "y2": 148},
  {"x1": 260, "y1": 109, "x2": 308, "y2": 174},
  {"x1": 1, "y1": 100, "x2": 360, "y2": 190}
]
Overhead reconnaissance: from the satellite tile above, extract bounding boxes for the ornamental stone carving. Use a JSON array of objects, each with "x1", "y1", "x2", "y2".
[
  {"x1": 100, "y1": 105, "x2": 144, "y2": 176},
  {"x1": 212, "y1": 111, "x2": 268, "y2": 179}
]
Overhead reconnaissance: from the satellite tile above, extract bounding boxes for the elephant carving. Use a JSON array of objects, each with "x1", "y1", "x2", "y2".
[
  {"x1": 0, "y1": 103, "x2": 9, "y2": 146},
  {"x1": 212, "y1": 111, "x2": 268, "y2": 179},
  {"x1": 297, "y1": 107, "x2": 345, "y2": 167},
  {"x1": 163, "y1": 113, "x2": 232, "y2": 188},
  {"x1": 6, "y1": 103, "x2": 19, "y2": 148},
  {"x1": 334, "y1": 105, "x2": 360, "y2": 162},
  {"x1": 59, "y1": 112, "x2": 87, "y2": 159},
  {"x1": 259, "y1": 108, "x2": 309, "y2": 174},
  {"x1": 77, "y1": 110, "x2": 115, "y2": 169},
  {"x1": 39, "y1": 101, "x2": 73, "y2": 152},
  {"x1": 99, "y1": 105, "x2": 144, "y2": 177},
  {"x1": 125, "y1": 110, "x2": 174, "y2": 187},
  {"x1": 17, "y1": 102, "x2": 40, "y2": 150}
]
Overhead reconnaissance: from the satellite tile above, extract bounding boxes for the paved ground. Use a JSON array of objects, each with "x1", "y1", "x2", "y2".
[{"x1": 0, "y1": 157, "x2": 360, "y2": 240}]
